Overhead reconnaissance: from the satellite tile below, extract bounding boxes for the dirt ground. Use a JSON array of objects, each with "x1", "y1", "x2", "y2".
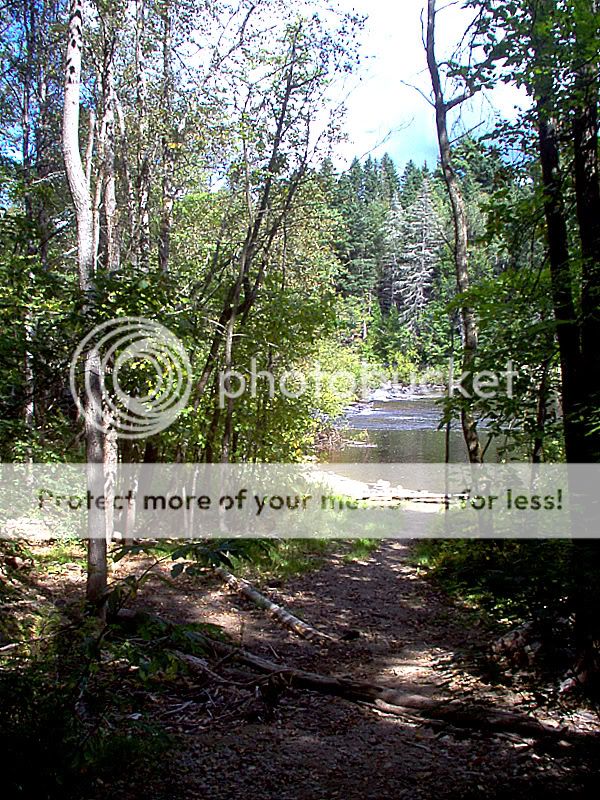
[{"x1": 70, "y1": 540, "x2": 599, "y2": 800}]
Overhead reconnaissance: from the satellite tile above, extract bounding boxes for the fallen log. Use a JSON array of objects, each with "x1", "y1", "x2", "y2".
[
  {"x1": 212, "y1": 566, "x2": 338, "y2": 645},
  {"x1": 192, "y1": 629, "x2": 563, "y2": 737},
  {"x1": 115, "y1": 609, "x2": 582, "y2": 742},
  {"x1": 172, "y1": 651, "x2": 235, "y2": 685}
]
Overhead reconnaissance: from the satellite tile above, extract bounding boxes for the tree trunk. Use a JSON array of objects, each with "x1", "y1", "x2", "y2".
[
  {"x1": 115, "y1": 97, "x2": 137, "y2": 259},
  {"x1": 573, "y1": 7, "x2": 600, "y2": 461},
  {"x1": 62, "y1": 0, "x2": 108, "y2": 611},
  {"x1": 570, "y1": 0, "x2": 600, "y2": 685},
  {"x1": 530, "y1": 0, "x2": 600, "y2": 686},
  {"x1": 158, "y1": 1, "x2": 174, "y2": 273},
  {"x1": 531, "y1": 356, "x2": 551, "y2": 463},
  {"x1": 425, "y1": 0, "x2": 482, "y2": 463},
  {"x1": 135, "y1": 0, "x2": 151, "y2": 270},
  {"x1": 220, "y1": 260, "x2": 245, "y2": 462},
  {"x1": 21, "y1": 0, "x2": 35, "y2": 443},
  {"x1": 85, "y1": 349, "x2": 109, "y2": 607},
  {"x1": 536, "y1": 110, "x2": 584, "y2": 461},
  {"x1": 100, "y1": 32, "x2": 119, "y2": 272}
]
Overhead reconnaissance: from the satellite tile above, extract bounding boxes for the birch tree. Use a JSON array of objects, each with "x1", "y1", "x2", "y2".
[{"x1": 62, "y1": 0, "x2": 108, "y2": 609}]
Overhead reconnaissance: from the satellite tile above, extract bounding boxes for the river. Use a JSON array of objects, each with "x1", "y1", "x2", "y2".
[{"x1": 328, "y1": 386, "x2": 506, "y2": 464}]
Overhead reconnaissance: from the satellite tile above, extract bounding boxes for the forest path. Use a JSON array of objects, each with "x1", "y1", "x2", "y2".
[{"x1": 132, "y1": 541, "x2": 597, "y2": 799}]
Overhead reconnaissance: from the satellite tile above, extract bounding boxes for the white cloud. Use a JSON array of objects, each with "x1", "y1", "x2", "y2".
[{"x1": 331, "y1": 0, "x2": 529, "y2": 170}]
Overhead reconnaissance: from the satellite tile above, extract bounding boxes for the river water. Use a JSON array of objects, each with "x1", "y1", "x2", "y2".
[{"x1": 328, "y1": 387, "x2": 503, "y2": 464}]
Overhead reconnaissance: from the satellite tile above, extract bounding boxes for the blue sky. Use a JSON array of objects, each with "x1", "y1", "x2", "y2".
[{"x1": 334, "y1": 0, "x2": 527, "y2": 170}]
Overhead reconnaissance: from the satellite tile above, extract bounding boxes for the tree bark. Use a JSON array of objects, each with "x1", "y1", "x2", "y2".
[
  {"x1": 135, "y1": 0, "x2": 151, "y2": 270},
  {"x1": 115, "y1": 97, "x2": 137, "y2": 259},
  {"x1": 63, "y1": 0, "x2": 94, "y2": 292},
  {"x1": 158, "y1": 0, "x2": 174, "y2": 273},
  {"x1": 426, "y1": 0, "x2": 482, "y2": 463},
  {"x1": 99, "y1": 26, "x2": 119, "y2": 272},
  {"x1": 536, "y1": 110, "x2": 584, "y2": 461},
  {"x1": 573, "y1": 3, "x2": 600, "y2": 461},
  {"x1": 21, "y1": 0, "x2": 36, "y2": 442}
]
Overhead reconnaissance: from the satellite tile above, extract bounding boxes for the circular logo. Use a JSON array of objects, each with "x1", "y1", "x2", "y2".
[{"x1": 69, "y1": 317, "x2": 192, "y2": 440}]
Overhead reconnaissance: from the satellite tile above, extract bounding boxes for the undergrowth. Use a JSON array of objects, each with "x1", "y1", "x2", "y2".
[
  {"x1": 114, "y1": 538, "x2": 335, "y2": 585},
  {"x1": 342, "y1": 538, "x2": 380, "y2": 562},
  {"x1": 413, "y1": 539, "x2": 572, "y2": 624},
  {"x1": 0, "y1": 618, "x2": 173, "y2": 800},
  {"x1": 233, "y1": 539, "x2": 333, "y2": 581}
]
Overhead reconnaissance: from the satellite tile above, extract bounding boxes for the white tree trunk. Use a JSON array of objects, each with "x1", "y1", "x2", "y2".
[
  {"x1": 63, "y1": 0, "x2": 94, "y2": 291},
  {"x1": 62, "y1": 0, "x2": 108, "y2": 609},
  {"x1": 101, "y1": 49, "x2": 119, "y2": 272}
]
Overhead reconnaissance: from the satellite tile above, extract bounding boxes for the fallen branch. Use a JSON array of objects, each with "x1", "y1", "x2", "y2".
[
  {"x1": 172, "y1": 650, "x2": 234, "y2": 685},
  {"x1": 214, "y1": 636, "x2": 593, "y2": 740},
  {"x1": 213, "y1": 566, "x2": 338, "y2": 645},
  {"x1": 193, "y1": 630, "x2": 558, "y2": 737}
]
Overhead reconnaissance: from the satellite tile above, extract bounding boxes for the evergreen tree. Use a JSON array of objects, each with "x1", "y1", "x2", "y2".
[
  {"x1": 332, "y1": 157, "x2": 387, "y2": 296},
  {"x1": 362, "y1": 155, "x2": 381, "y2": 200},
  {"x1": 379, "y1": 153, "x2": 401, "y2": 203},
  {"x1": 399, "y1": 159, "x2": 425, "y2": 208},
  {"x1": 378, "y1": 199, "x2": 404, "y2": 314},
  {"x1": 389, "y1": 180, "x2": 442, "y2": 331}
]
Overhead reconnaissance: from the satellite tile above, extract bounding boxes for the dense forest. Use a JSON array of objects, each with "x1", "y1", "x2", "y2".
[{"x1": 1, "y1": 1, "x2": 600, "y2": 798}]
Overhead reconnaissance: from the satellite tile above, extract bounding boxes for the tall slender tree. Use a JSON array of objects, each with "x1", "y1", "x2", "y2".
[
  {"x1": 465, "y1": 0, "x2": 600, "y2": 682},
  {"x1": 62, "y1": 0, "x2": 107, "y2": 609},
  {"x1": 393, "y1": 180, "x2": 441, "y2": 332},
  {"x1": 426, "y1": 0, "x2": 482, "y2": 463}
]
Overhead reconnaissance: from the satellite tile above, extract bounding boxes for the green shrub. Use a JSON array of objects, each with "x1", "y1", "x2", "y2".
[
  {"x1": 414, "y1": 539, "x2": 572, "y2": 622},
  {"x1": 0, "y1": 625, "x2": 169, "y2": 799}
]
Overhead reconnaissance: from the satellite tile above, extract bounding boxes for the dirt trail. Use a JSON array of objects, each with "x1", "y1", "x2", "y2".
[{"x1": 128, "y1": 541, "x2": 599, "y2": 799}]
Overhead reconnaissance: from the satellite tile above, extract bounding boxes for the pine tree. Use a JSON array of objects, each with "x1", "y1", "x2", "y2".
[
  {"x1": 333, "y1": 157, "x2": 388, "y2": 296},
  {"x1": 389, "y1": 180, "x2": 442, "y2": 332},
  {"x1": 362, "y1": 156, "x2": 381, "y2": 200},
  {"x1": 399, "y1": 160, "x2": 425, "y2": 208},
  {"x1": 380, "y1": 153, "x2": 401, "y2": 203},
  {"x1": 379, "y1": 199, "x2": 404, "y2": 314}
]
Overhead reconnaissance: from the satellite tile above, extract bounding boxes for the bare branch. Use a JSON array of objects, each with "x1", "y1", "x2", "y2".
[
  {"x1": 400, "y1": 77, "x2": 435, "y2": 107},
  {"x1": 445, "y1": 87, "x2": 475, "y2": 111}
]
